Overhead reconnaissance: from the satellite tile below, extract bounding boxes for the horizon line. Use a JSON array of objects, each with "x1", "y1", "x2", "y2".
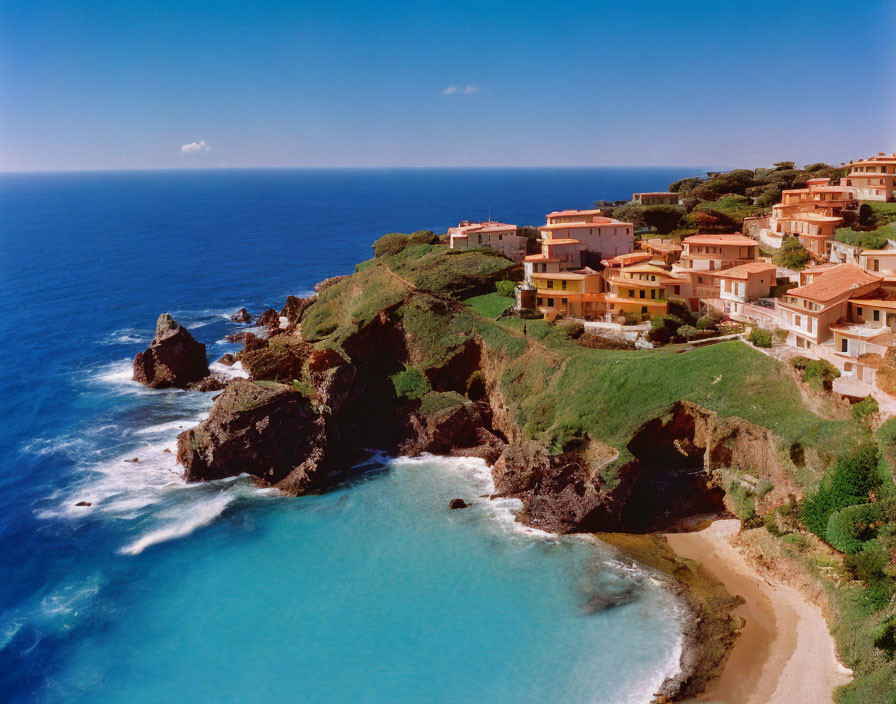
[{"x1": 0, "y1": 164, "x2": 730, "y2": 176}]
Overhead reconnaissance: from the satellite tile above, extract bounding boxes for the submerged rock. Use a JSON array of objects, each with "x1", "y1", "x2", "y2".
[
  {"x1": 188, "y1": 375, "x2": 226, "y2": 392},
  {"x1": 75, "y1": 501, "x2": 92, "y2": 507},
  {"x1": 133, "y1": 313, "x2": 209, "y2": 389},
  {"x1": 231, "y1": 307, "x2": 252, "y2": 324},
  {"x1": 449, "y1": 499, "x2": 469, "y2": 509}
]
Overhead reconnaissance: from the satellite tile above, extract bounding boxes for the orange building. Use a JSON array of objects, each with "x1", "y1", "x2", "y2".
[
  {"x1": 675, "y1": 234, "x2": 760, "y2": 301},
  {"x1": 605, "y1": 264, "x2": 685, "y2": 322},
  {"x1": 841, "y1": 152, "x2": 896, "y2": 202},
  {"x1": 764, "y1": 178, "x2": 857, "y2": 256}
]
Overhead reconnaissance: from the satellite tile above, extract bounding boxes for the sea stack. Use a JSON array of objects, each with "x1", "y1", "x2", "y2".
[{"x1": 133, "y1": 313, "x2": 209, "y2": 388}]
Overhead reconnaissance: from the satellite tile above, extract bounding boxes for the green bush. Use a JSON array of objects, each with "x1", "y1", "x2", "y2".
[
  {"x1": 677, "y1": 324, "x2": 702, "y2": 340},
  {"x1": 774, "y1": 327, "x2": 789, "y2": 342},
  {"x1": 790, "y1": 356, "x2": 840, "y2": 390},
  {"x1": 748, "y1": 327, "x2": 772, "y2": 348},
  {"x1": 408, "y1": 230, "x2": 437, "y2": 245},
  {"x1": 373, "y1": 232, "x2": 411, "y2": 257},
  {"x1": 826, "y1": 503, "x2": 880, "y2": 554},
  {"x1": 773, "y1": 237, "x2": 811, "y2": 270},
  {"x1": 853, "y1": 396, "x2": 880, "y2": 424},
  {"x1": 390, "y1": 368, "x2": 431, "y2": 400},
  {"x1": 802, "y1": 444, "x2": 881, "y2": 539},
  {"x1": 696, "y1": 312, "x2": 721, "y2": 330},
  {"x1": 834, "y1": 227, "x2": 890, "y2": 250},
  {"x1": 495, "y1": 280, "x2": 516, "y2": 298}
]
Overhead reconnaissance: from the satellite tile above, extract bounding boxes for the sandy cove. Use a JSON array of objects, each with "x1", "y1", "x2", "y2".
[{"x1": 666, "y1": 520, "x2": 853, "y2": 704}]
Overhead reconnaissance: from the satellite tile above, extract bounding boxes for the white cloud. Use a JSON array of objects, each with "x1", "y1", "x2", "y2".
[
  {"x1": 441, "y1": 85, "x2": 480, "y2": 96},
  {"x1": 180, "y1": 140, "x2": 210, "y2": 154}
]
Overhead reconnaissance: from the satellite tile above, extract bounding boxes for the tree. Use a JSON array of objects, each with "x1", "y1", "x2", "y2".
[
  {"x1": 612, "y1": 204, "x2": 646, "y2": 229},
  {"x1": 642, "y1": 205, "x2": 685, "y2": 235},
  {"x1": 773, "y1": 161, "x2": 796, "y2": 171},
  {"x1": 773, "y1": 236, "x2": 811, "y2": 270},
  {"x1": 858, "y1": 203, "x2": 877, "y2": 229}
]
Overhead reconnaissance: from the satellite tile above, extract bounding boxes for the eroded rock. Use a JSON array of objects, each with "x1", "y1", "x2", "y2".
[{"x1": 133, "y1": 314, "x2": 209, "y2": 389}]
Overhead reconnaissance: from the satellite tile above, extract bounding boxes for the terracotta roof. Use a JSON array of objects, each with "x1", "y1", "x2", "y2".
[
  {"x1": 644, "y1": 239, "x2": 683, "y2": 253},
  {"x1": 543, "y1": 238, "x2": 584, "y2": 246},
  {"x1": 546, "y1": 208, "x2": 603, "y2": 217},
  {"x1": 531, "y1": 271, "x2": 600, "y2": 280},
  {"x1": 787, "y1": 265, "x2": 882, "y2": 303},
  {"x1": 714, "y1": 261, "x2": 777, "y2": 279},
  {"x1": 683, "y1": 234, "x2": 758, "y2": 246},
  {"x1": 541, "y1": 220, "x2": 628, "y2": 230},
  {"x1": 602, "y1": 252, "x2": 652, "y2": 266}
]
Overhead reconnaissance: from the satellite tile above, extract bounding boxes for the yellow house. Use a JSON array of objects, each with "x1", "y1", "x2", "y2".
[
  {"x1": 606, "y1": 264, "x2": 685, "y2": 321},
  {"x1": 531, "y1": 268, "x2": 605, "y2": 318}
]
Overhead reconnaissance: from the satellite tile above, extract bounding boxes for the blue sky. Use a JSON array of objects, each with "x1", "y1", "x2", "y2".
[{"x1": 1, "y1": 0, "x2": 894, "y2": 171}]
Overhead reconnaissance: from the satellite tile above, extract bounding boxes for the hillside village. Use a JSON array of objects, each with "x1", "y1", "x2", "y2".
[{"x1": 448, "y1": 152, "x2": 896, "y2": 410}]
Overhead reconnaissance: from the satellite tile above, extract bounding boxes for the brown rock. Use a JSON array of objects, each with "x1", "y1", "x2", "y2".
[
  {"x1": 256, "y1": 309, "x2": 281, "y2": 329},
  {"x1": 188, "y1": 376, "x2": 226, "y2": 392},
  {"x1": 176, "y1": 378, "x2": 324, "y2": 488},
  {"x1": 132, "y1": 314, "x2": 209, "y2": 389},
  {"x1": 449, "y1": 499, "x2": 469, "y2": 509},
  {"x1": 75, "y1": 501, "x2": 92, "y2": 507},
  {"x1": 231, "y1": 307, "x2": 252, "y2": 324},
  {"x1": 216, "y1": 353, "x2": 236, "y2": 366}
]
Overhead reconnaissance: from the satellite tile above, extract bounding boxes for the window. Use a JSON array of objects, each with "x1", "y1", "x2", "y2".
[
  {"x1": 547, "y1": 280, "x2": 554, "y2": 289},
  {"x1": 561, "y1": 280, "x2": 567, "y2": 291},
  {"x1": 857, "y1": 306, "x2": 863, "y2": 317},
  {"x1": 874, "y1": 309, "x2": 880, "y2": 322},
  {"x1": 641, "y1": 306, "x2": 648, "y2": 315},
  {"x1": 547, "y1": 298, "x2": 554, "y2": 307},
  {"x1": 841, "y1": 338, "x2": 848, "y2": 353},
  {"x1": 639, "y1": 289, "x2": 645, "y2": 299},
  {"x1": 808, "y1": 318, "x2": 813, "y2": 333},
  {"x1": 795, "y1": 315, "x2": 801, "y2": 327},
  {"x1": 874, "y1": 259, "x2": 880, "y2": 272}
]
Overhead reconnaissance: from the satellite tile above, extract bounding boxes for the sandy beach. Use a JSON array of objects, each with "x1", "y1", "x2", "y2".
[{"x1": 666, "y1": 520, "x2": 853, "y2": 704}]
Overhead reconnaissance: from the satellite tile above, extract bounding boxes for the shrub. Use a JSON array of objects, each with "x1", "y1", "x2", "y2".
[
  {"x1": 648, "y1": 314, "x2": 684, "y2": 344},
  {"x1": 790, "y1": 356, "x2": 840, "y2": 390},
  {"x1": 748, "y1": 327, "x2": 772, "y2": 348},
  {"x1": 558, "y1": 321, "x2": 585, "y2": 340},
  {"x1": 696, "y1": 312, "x2": 721, "y2": 330},
  {"x1": 373, "y1": 232, "x2": 410, "y2": 257},
  {"x1": 852, "y1": 396, "x2": 880, "y2": 424},
  {"x1": 834, "y1": 227, "x2": 889, "y2": 249},
  {"x1": 390, "y1": 368, "x2": 431, "y2": 400},
  {"x1": 642, "y1": 205, "x2": 685, "y2": 234},
  {"x1": 826, "y1": 503, "x2": 880, "y2": 554},
  {"x1": 774, "y1": 327, "x2": 789, "y2": 342},
  {"x1": 495, "y1": 280, "x2": 516, "y2": 298},
  {"x1": 677, "y1": 324, "x2": 705, "y2": 341},
  {"x1": 802, "y1": 444, "x2": 882, "y2": 539},
  {"x1": 773, "y1": 237, "x2": 811, "y2": 270},
  {"x1": 408, "y1": 230, "x2": 437, "y2": 246}
]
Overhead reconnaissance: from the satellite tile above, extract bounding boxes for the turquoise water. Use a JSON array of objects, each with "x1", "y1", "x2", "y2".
[
  {"x1": 34, "y1": 456, "x2": 683, "y2": 704},
  {"x1": 0, "y1": 168, "x2": 699, "y2": 702}
]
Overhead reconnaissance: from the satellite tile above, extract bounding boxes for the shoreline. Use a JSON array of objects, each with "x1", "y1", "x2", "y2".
[{"x1": 666, "y1": 520, "x2": 852, "y2": 704}]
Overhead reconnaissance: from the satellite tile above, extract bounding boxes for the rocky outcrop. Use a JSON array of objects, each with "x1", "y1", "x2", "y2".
[
  {"x1": 177, "y1": 378, "x2": 325, "y2": 488},
  {"x1": 256, "y1": 309, "x2": 281, "y2": 329},
  {"x1": 133, "y1": 313, "x2": 209, "y2": 388},
  {"x1": 281, "y1": 295, "x2": 313, "y2": 327},
  {"x1": 240, "y1": 334, "x2": 313, "y2": 382},
  {"x1": 231, "y1": 308, "x2": 252, "y2": 324},
  {"x1": 315, "y1": 275, "x2": 348, "y2": 293}
]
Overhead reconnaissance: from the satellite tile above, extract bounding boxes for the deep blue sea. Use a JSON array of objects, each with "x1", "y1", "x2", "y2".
[{"x1": 0, "y1": 168, "x2": 701, "y2": 703}]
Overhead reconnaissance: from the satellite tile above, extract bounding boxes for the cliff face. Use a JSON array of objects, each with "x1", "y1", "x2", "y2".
[{"x1": 174, "y1": 280, "x2": 794, "y2": 535}]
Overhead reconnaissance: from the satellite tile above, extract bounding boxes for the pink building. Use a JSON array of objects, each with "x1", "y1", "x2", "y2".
[
  {"x1": 448, "y1": 221, "x2": 526, "y2": 262},
  {"x1": 713, "y1": 261, "x2": 777, "y2": 317},
  {"x1": 538, "y1": 217, "x2": 634, "y2": 265}
]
